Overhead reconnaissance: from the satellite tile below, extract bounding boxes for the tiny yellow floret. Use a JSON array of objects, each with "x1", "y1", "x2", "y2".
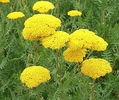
[
  {"x1": 7, "y1": 12, "x2": 25, "y2": 19},
  {"x1": 41, "y1": 31, "x2": 69, "y2": 49},
  {"x1": 63, "y1": 48, "x2": 86, "y2": 62},
  {"x1": 0, "y1": 0, "x2": 10, "y2": 3},
  {"x1": 81, "y1": 58, "x2": 112, "y2": 79},
  {"x1": 20, "y1": 66, "x2": 51, "y2": 88},
  {"x1": 22, "y1": 14, "x2": 61, "y2": 40},
  {"x1": 33, "y1": 1, "x2": 55, "y2": 13},
  {"x1": 68, "y1": 10, "x2": 82, "y2": 16}
]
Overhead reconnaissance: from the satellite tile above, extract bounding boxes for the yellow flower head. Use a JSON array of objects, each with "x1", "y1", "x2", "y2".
[
  {"x1": 41, "y1": 31, "x2": 69, "y2": 49},
  {"x1": 22, "y1": 14, "x2": 61, "y2": 40},
  {"x1": 63, "y1": 48, "x2": 86, "y2": 62},
  {"x1": 7, "y1": 12, "x2": 25, "y2": 19},
  {"x1": 0, "y1": 0, "x2": 10, "y2": 3},
  {"x1": 68, "y1": 10, "x2": 82, "y2": 16},
  {"x1": 20, "y1": 66, "x2": 51, "y2": 88},
  {"x1": 68, "y1": 29, "x2": 108, "y2": 51},
  {"x1": 81, "y1": 58, "x2": 112, "y2": 79},
  {"x1": 33, "y1": 1, "x2": 55, "y2": 13}
]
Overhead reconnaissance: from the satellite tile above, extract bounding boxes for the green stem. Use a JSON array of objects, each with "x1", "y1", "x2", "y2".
[
  {"x1": 56, "y1": 49, "x2": 60, "y2": 80},
  {"x1": 85, "y1": 50, "x2": 93, "y2": 60},
  {"x1": 80, "y1": 72, "x2": 88, "y2": 100}
]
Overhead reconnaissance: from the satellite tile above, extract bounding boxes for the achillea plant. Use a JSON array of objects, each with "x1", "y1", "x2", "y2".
[
  {"x1": 68, "y1": 29, "x2": 108, "y2": 51},
  {"x1": 63, "y1": 48, "x2": 86, "y2": 62},
  {"x1": 32, "y1": 1, "x2": 55, "y2": 13},
  {"x1": 20, "y1": 66, "x2": 51, "y2": 88},
  {"x1": 22, "y1": 14, "x2": 61, "y2": 40},
  {"x1": 7, "y1": 12, "x2": 25, "y2": 19},
  {"x1": 68, "y1": 10, "x2": 82, "y2": 16},
  {"x1": 41, "y1": 31, "x2": 69, "y2": 49},
  {"x1": 0, "y1": 0, "x2": 10, "y2": 3},
  {"x1": 81, "y1": 58, "x2": 112, "y2": 79}
]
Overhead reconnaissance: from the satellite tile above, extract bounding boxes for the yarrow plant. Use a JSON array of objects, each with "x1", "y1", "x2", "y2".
[
  {"x1": 7, "y1": 12, "x2": 25, "y2": 19},
  {"x1": 22, "y1": 14, "x2": 61, "y2": 40},
  {"x1": 41, "y1": 31, "x2": 69, "y2": 49},
  {"x1": 0, "y1": 0, "x2": 9, "y2": 3},
  {"x1": 68, "y1": 10, "x2": 82, "y2": 16},
  {"x1": 67, "y1": 29, "x2": 108, "y2": 51},
  {"x1": 20, "y1": 66, "x2": 51, "y2": 88},
  {"x1": 32, "y1": 1, "x2": 55, "y2": 13},
  {"x1": 3, "y1": 0, "x2": 113, "y2": 100},
  {"x1": 81, "y1": 58, "x2": 112, "y2": 79}
]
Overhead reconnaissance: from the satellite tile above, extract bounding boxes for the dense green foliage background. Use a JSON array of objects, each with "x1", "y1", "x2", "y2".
[{"x1": 0, "y1": 0, "x2": 119, "y2": 100}]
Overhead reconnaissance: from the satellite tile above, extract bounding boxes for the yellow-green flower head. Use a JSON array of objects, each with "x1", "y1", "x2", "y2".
[
  {"x1": 20, "y1": 66, "x2": 51, "y2": 88},
  {"x1": 68, "y1": 29, "x2": 108, "y2": 51},
  {"x1": 41, "y1": 31, "x2": 69, "y2": 49},
  {"x1": 7, "y1": 12, "x2": 25, "y2": 19},
  {"x1": 22, "y1": 14, "x2": 61, "y2": 40},
  {"x1": 68, "y1": 10, "x2": 82, "y2": 16},
  {"x1": 33, "y1": 1, "x2": 55, "y2": 13},
  {"x1": 0, "y1": 0, "x2": 10, "y2": 3},
  {"x1": 81, "y1": 58, "x2": 112, "y2": 79},
  {"x1": 63, "y1": 48, "x2": 86, "y2": 62}
]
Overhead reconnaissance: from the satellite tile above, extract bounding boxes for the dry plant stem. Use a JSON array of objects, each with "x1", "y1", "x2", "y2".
[
  {"x1": 25, "y1": 41, "x2": 39, "y2": 100},
  {"x1": 57, "y1": 0, "x2": 60, "y2": 17},
  {"x1": 36, "y1": 87, "x2": 40, "y2": 100},
  {"x1": 3, "y1": 20, "x2": 9, "y2": 40},
  {"x1": 33, "y1": 41, "x2": 40, "y2": 64},
  {"x1": 25, "y1": 89, "x2": 29, "y2": 100},
  {"x1": 102, "y1": 10, "x2": 105, "y2": 38},
  {"x1": 21, "y1": 0, "x2": 25, "y2": 9},
  {"x1": 13, "y1": 0, "x2": 16, "y2": 10},
  {"x1": 34, "y1": 42, "x2": 40, "y2": 100},
  {"x1": 26, "y1": 41, "x2": 37, "y2": 67},
  {"x1": 91, "y1": 79, "x2": 95, "y2": 100}
]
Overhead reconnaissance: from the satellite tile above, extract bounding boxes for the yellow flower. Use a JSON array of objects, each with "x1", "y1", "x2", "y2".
[
  {"x1": 20, "y1": 66, "x2": 51, "y2": 88},
  {"x1": 81, "y1": 58, "x2": 112, "y2": 79},
  {"x1": 41, "y1": 31, "x2": 69, "y2": 49},
  {"x1": 68, "y1": 10, "x2": 82, "y2": 16},
  {"x1": 33, "y1": 1, "x2": 55, "y2": 13},
  {"x1": 63, "y1": 48, "x2": 86, "y2": 62},
  {"x1": 0, "y1": 0, "x2": 10, "y2": 3},
  {"x1": 68, "y1": 29, "x2": 108, "y2": 51},
  {"x1": 22, "y1": 14, "x2": 61, "y2": 40},
  {"x1": 7, "y1": 12, "x2": 25, "y2": 19}
]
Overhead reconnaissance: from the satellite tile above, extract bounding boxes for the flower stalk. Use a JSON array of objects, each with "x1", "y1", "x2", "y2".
[{"x1": 91, "y1": 79, "x2": 95, "y2": 100}]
